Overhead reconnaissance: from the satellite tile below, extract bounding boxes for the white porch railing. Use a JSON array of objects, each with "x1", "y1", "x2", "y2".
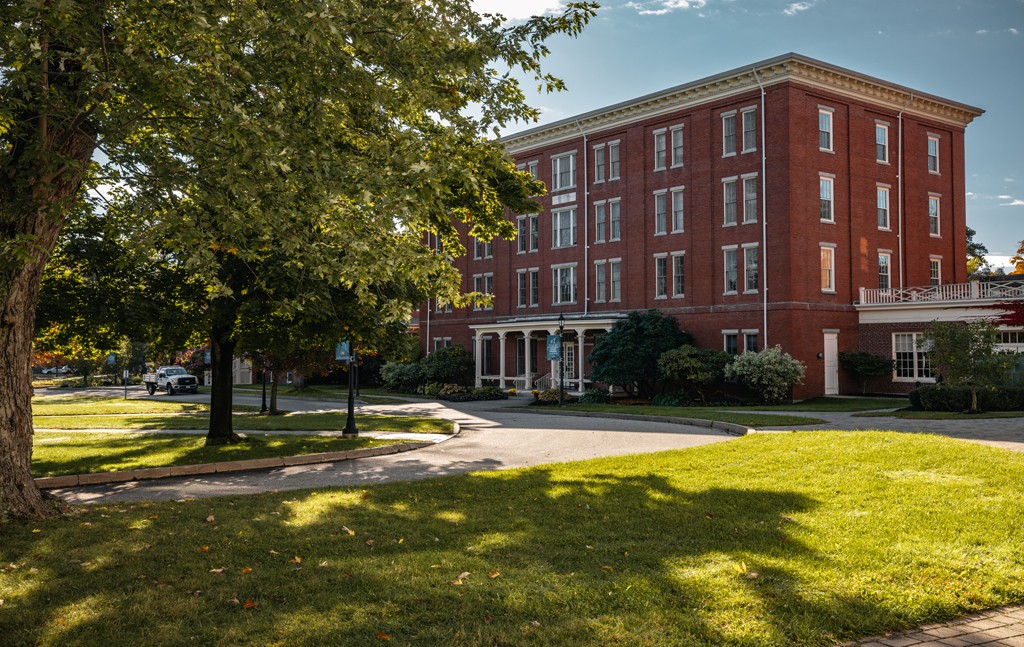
[
  {"x1": 859, "y1": 280, "x2": 1024, "y2": 306},
  {"x1": 533, "y1": 373, "x2": 552, "y2": 391}
]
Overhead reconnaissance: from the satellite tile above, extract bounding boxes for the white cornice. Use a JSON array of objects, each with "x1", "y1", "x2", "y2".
[{"x1": 503, "y1": 53, "x2": 984, "y2": 155}]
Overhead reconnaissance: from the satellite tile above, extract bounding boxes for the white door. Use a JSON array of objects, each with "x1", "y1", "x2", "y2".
[
  {"x1": 562, "y1": 343, "x2": 576, "y2": 380},
  {"x1": 823, "y1": 332, "x2": 839, "y2": 395}
]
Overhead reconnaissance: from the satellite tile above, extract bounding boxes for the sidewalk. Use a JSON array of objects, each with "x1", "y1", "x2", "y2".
[{"x1": 843, "y1": 605, "x2": 1024, "y2": 646}]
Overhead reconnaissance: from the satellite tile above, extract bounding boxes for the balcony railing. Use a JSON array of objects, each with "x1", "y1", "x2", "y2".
[{"x1": 859, "y1": 280, "x2": 1024, "y2": 306}]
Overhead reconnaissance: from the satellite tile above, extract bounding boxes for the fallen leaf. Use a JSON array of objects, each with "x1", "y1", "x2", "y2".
[
  {"x1": 705, "y1": 512, "x2": 714, "y2": 519},
  {"x1": 376, "y1": 633, "x2": 392, "y2": 641},
  {"x1": 780, "y1": 536, "x2": 791, "y2": 543},
  {"x1": 342, "y1": 526, "x2": 356, "y2": 536},
  {"x1": 398, "y1": 538, "x2": 404, "y2": 544},
  {"x1": 781, "y1": 515, "x2": 794, "y2": 522},
  {"x1": 192, "y1": 590, "x2": 203, "y2": 597},
  {"x1": 209, "y1": 567, "x2": 225, "y2": 575},
  {"x1": 32, "y1": 529, "x2": 41, "y2": 533},
  {"x1": 206, "y1": 515, "x2": 215, "y2": 523},
  {"x1": 745, "y1": 572, "x2": 760, "y2": 580},
  {"x1": 240, "y1": 567, "x2": 253, "y2": 574},
  {"x1": 229, "y1": 594, "x2": 240, "y2": 605},
  {"x1": 458, "y1": 571, "x2": 471, "y2": 580},
  {"x1": 530, "y1": 620, "x2": 541, "y2": 627},
  {"x1": 318, "y1": 561, "x2": 328, "y2": 568},
  {"x1": 269, "y1": 550, "x2": 279, "y2": 555},
  {"x1": 289, "y1": 556, "x2": 302, "y2": 564},
  {"x1": 198, "y1": 546, "x2": 209, "y2": 553},
  {"x1": 601, "y1": 565, "x2": 613, "y2": 571},
  {"x1": 365, "y1": 539, "x2": 375, "y2": 546},
  {"x1": 732, "y1": 562, "x2": 748, "y2": 574},
  {"x1": 149, "y1": 515, "x2": 158, "y2": 520},
  {"x1": 242, "y1": 600, "x2": 257, "y2": 609},
  {"x1": 488, "y1": 571, "x2": 500, "y2": 579}
]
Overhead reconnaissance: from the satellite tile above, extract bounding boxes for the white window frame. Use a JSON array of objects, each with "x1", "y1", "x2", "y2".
[
  {"x1": 893, "y1": 332, "x2": 934, "y2": 383},
  {"x1": 517, "y1": 270, "x2": 528, "y2": 308},
  {"x1": 819, "y1": 106, "x2": 834, "y2": 152},
  {"x1": 593, "y1": 144, "x2": 606, "y2": 184},
  {"x1": 594, "y1": 200, "x2": 606, "y2": 244},
  {"x1": 875, "y1": 122, "x2": 889, "y2": 164},
  {"x1": 928, "y1": 194, "x2": 941, "y2": 237},
  {"x1": 742, "y1": 243, "x2": 759, "y2": 293},
  {"x1": 723, "y1": 330, "x2": 739, "y2": 356},
  {"x1": 878, "y1": 251, "x2": 891, "y2": 290},
  {"x1": 527, "y1": 161, "x2": 539, "y2": 180},
  {"x1": 473, "y1": 274, "x2": 484, "y2": 310},
  {"x1": 552, "y1": 207, "x2": 577, "y2": 249},
  {"x1": 670, "y1": 125, "x2": 685, "y2": 167},
  {"x1": 741, "y1": 107, "x2": 757, "y2": 153},
  {"x1": 742, "y1": 174, "x2": 758, "y2": 224},
  {"x1": 930, "y1": 257, "x2": 942, "y2": 286},
  {"x1": 654, "y1": 253, "x2": 668, "y2": 299},
  {"x1": 743, "y1": 330, "x2": 759, "y2": 354},
  {"x1": 723, "y1": 177, "x2": 738, "y2": 226},
  {"x1": 609, "y1": 199, "x2": 621, "y2": 241},
  {"x1": 820, "y1": 174, "x2": 835, "y2": 223},
  {"x1": 608, "y1": 141, "x2": 620, "y2": 180},
  {"x1": 483, "y1": 273, "x2": 493, "y2": 310},
  {"x1": 653, "y1": 128, "x2": 667, "y2": 171},
  {"x1": 723, "y1": 245, "x2": 738, "y2": 295},
  {"x1": 877, "y1": 185, "x2": 890, "y2": 230},
  {"x1": 722, "y1": 110, "x2": 737, "y2": 157},
  {"x1": 516, "y1": 216, "x2": 528, "y2": 254},
  {"x1": 594, "y1": 260, "x2": 606, "y2": 303},
  {"x1": 529, "y1": 268, "x2": 539, "y2": 307},
  {"x1": 528, "y1": 214, "x2": 539, "y2": 252},
  {"x1": 927, "y1": 135, "x2": 940, "y2": 174},
  {"x1": 820, "y1": 244, "x2": 836, "y2": 293},
  {"x1": 653, "y1": 190, "x2": 667, "y2": 235},
  {"x1": 671, "y1": 251, "x2": 685, "y2": 298},
  {"x1": 670, "y1": 186, "x2": 685, "y2": 233},
  {"x1": 609, "y1": 259, "x2": 622, "y2": 302},
  {"x1": 551, "y1": 151, "x2": 577, "y2": 192},
  {"x1": 551, "y1": 263, "x2": 577, "y2": 305}
]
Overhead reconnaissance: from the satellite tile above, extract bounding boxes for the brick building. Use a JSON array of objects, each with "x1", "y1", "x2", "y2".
[{"x1": 420, "y1": 53, "x2": 1023, "y2": 399}]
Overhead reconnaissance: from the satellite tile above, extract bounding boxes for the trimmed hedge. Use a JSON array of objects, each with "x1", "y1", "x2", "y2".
[
  {"x1": 909, "y1": 385, "x2": 1024, "y2": 412},
  {"x1": 436, "y1": 384, "x2": 509, "y2": 402}
]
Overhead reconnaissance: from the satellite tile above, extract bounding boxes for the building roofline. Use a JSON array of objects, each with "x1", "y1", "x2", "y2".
[{"x1": 502, "y1": 53, "x2": 985, "y2": 154}]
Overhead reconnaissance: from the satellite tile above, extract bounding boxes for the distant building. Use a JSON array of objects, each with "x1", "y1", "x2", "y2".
[{"x1": 420, "y1": 53, "x2": 1023, "y2": 398}]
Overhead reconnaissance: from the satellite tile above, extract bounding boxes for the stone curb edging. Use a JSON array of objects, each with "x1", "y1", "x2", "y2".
[
  {"x1": 505, "y1": 407, "x2": 753, "y2": 437},
  {"x1": 34, "y1": 422, "x2": 459, "y2": 490}
]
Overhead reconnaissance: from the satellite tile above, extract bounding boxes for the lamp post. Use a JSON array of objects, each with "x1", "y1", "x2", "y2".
[
  {"x1": 558, "y1": 313, "x2": 565, "y2": 406},
  {"x1": 260, "y1": 368, "x2": 268, "y2": 414},
  {"x1": 343, "y1": 341, "x2": 359, "y2": 437}
]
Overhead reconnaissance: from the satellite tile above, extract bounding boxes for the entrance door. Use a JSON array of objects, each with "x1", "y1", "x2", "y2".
[
  {"x1": 562, "y1": 342, "x2": 576, "y2": 380},
  {"x1": 823, "y1": 332, "x2": 839, "y2": 395}
]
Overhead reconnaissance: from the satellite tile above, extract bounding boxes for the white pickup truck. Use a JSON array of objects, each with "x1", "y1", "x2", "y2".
[{"x1": 143, "y1": 366, "x2": 199, "y2": 395}]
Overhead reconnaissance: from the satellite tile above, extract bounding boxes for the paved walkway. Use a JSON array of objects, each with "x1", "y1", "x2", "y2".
[{"x1": 842, "y1": 605, "x2": 1024, "y2": 646}]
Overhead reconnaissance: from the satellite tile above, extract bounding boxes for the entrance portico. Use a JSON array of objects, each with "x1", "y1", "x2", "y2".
[{"x1": 470, "y1": 315, "x2": 624, "y2": 393}]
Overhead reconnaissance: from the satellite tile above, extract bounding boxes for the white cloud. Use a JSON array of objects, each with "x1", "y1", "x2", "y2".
[
  {"x1": 1000, "y1": 199, "x2": 1024, "y2": 206},
  {"x1": 783, "y1": 1, "x2": 818, "y2": 16},
  {"x1": 1006, "y1": 178, "x2": 1017, "y2": 183},
  {"x1": 625, "y1": 0, "x2": 707, "y2": 15},
  {"x1": 967, "y1": 192, "x2": 977, "y2": 198},
  {"x1": 998, "y1": 194, "x2": 1013, "y2": 199},
  {"x1": 1011, "y1": 27, "x2": 1020, "y2": 35},
  {"x1": 976, "y1": 29, "x2": 989, "y2": 34},
  {"x1": 471, "y1": 0, "x2": 566, "y2": 20}
]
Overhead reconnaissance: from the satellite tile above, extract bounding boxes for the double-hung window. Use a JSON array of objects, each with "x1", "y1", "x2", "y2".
[
  {"x1": 609, "y1": 260, "x2": 621, "y2": 302},
  {"x1": 743, "y1": 245, "x2": 759, "y2": 293},
  {"x1": 671, "y1": 187, "x2": 685, "y2": 232},
  {"x1": 608, "y1": 142, "x2": 620, "y2": 180},
  {"x1": 653, "y1": 129, "x2": 667, "y2": 170},
  {"x1": 671, "y1": 252, "x2": 685, "y2": 297},
  {"x1": 654, "y1": 255, "x2": 668, "y2": 298},
  {"x1": 877, "y1": 186, "x2": 890, "y2": 229},
  {"x1": 928, "y1": 195, "x2": 941, "y2": 236},
  {"x1": 551, "y1": 152, "x2": 576, "y2": 191},
  {"x1": 671, "y1": 125, "x2": 684, "y2": 167},
  {"x1": 927, "y1": 135, "x2": 940, "y2": 173},
  {"x1": 654, "y1": 191, "x2": 667, "y2": 235},
  {"x1": 819, "y1": 107, "x2": 833, "y2": 151},
  {"x1": 820, "y1": 175, "x2": 835, "y2": 222},
  {"x1": 742, "y1": 108, "x2": 757, "y2": 152},
  {"x1": 593, "y1": 145, "x2": 606, "y2": 183},
  {"x1": 820, "y1": 244, "x2": 836, "y2": 293},
  {"x1": 528, "y1": 215, "x2": 539, "y2": 251},
  {"x1": 878, "y1": 252, "x2": 891, "y2": 290},
  {"x1": 517, "y1": 271, "x2": 528, "y2": 308},
  {"x1": 723, "y1": 247, "x2": 738, "y2": 294},
  {"x1": 529, "y1": 269, "x2": 539, "y2": 306},
  {"x1": 876, "y1": 123, "x2": 889, "y2": 163},
  {"x1": 743, "y1": 175, "x2": 758, "y2": 223},
  {"x1": 930, "y1": 258, "x2": 942, "y2": 286},
  {"x1": 552, "y1": 208, "x2": 577, "y2": 248},
  {"x1": 594, "y1": 261, "x2": 606, "y2": 303},
  {"x1": 552, "y1": 264, "x2": 577, "y2": 305},
  {"x1": 594, "y1": 201, "x2": 606, "y2": 244},
  {"x1": 609, "y1": 199, "x2": 621, "y2": 241},
  {"x1": 723, "y1": 179, "x2": 738, "y2": 226},
  {"x1": 517, "y1": 217, "x2": 528, "y2": 254},
  {"x1": 894, "y1": 333, "x2": 933, "y2": 381},
  {"x1": 722, "y1": 112, "x2": 737, "y2": 156}
]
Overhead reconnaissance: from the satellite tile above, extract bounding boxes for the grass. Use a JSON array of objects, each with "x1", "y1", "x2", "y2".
[
  {"x1": 2, "y1": 432, "x2": 1023, "y2": 645},
  {"x1": 31, "y1": 432, "x2": 396, "y2": 478},
  {"x1": 231, "y1": 384, "x2": 408, "y2": 405},
  {"x1": 854, "y1": 410, "x2": 1024, "y2": 420},
  {"x1": 552, "y1": 404, "x2": 825, "y2": 427},
  {"x1": 31, "y1": 395, "x2": 227, "y2": 416},
  {"x1": 33, "y1": 412, "x2": 454, "y2": 434},
  {"x1": 752, "y1": 396, "x2": 907, "y2": 412}
]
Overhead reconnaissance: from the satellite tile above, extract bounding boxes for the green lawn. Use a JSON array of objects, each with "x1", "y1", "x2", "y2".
[
  {"x1": 231, "y1": 384, "x2": 409, "y2": 405},
  {"x1": 753, "y1": 396, "x2": 907, "y2": 412},
  {"x1": 3, "y1": 432, "x2": 1022, "y2": 645},
  {"x1": 854, "y1": 410, "x2": 1024, "y2": 420},
  {"x1": 33, "y1": 412, "x2": 454, "y2": 434},
  {"x1": 31, "y1": 432, "x2": 396, "y2": 478},
  {"x1": 552, "y1": 404, "x2": 825, "y2": 427},
  {"x1": 31, "y1": 395, "x2": 222, "y2": 416}
]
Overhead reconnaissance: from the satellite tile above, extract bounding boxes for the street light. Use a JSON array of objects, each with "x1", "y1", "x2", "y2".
[{"x1": 558, "y1": 313, "x2": 565, "y2": 406}]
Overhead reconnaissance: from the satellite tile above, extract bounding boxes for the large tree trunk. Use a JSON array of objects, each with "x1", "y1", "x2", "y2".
[
  {"x1": 270, "y1": 371, "x2": 282, "y2": 415},
  {"x1": 207, "y1": 320, "x2": 243, "y2": 445}
]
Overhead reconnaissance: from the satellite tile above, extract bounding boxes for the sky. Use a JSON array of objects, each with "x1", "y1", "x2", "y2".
[{"x1": 471, "y1": 0, "x2": 1024, "y2": 270}]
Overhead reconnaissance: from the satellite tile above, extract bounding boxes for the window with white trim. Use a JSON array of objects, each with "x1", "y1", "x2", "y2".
[
  {"x1": 671, "y1": 125, "x2": 684, "y2": 167},
  {"x1": 928, "y1": 195, "x2": 940, "y2": 236},
  {"x1": 875, "y1": 123, "x2": 889, "y2": 163},
  {"x1": 653, "y1": 129, "x2": 667, "y2": 170},
  {"x1": 724, "y1": 332, "x2": 739, "y2": 356},
  {"x1": 552, "y1": 208, "x2": 577, "y2": 248},
  {"x1": 654, "y1": 190, "x2": 667, "y2": 235},
  {"x1": 552, "y1": 264, "x2": 577, "y2": 305},
  {"x1": 671, "y1": 187, "x2": 685, "y2": 232},
  {"x1": 743, "y1": 331, "x2": 759, "y2": 353},
  {"x1": 517, "y1": 270, "x2": 528, "y2": 308},
  {"x1": 517, "y1": 217, "x2": 528, "y2": 254},
  {"x1": 654, "y1": 254, "x2": 668, "y2": 299},
  {"x1": 820, "y1": 175, "x2": 834, "y2": 222},
  {"x1": 551, "y1": 152, "x2": 576, "y2": 191},
  {"x1": 927, "y1": 135, "x2": 940, "y2": 173},
  {"x1": 893, "y1": 332, "x2": 933, "y2": 381},
  {"x1": 593, "y1": 145, "x2": 606, "y2": 183},
  {"x1": 878, "y1": 252, "x2": 891, "y2": 290},
  {"x1": 594, "y1": 201, "x2": 606, "y2": 244},
  {"x1": 930, "y1": 257, "x2": 941, "y2": 286},
  {"x1": 609, "y1": 199, "x2": 621, "y2": 241},
  {"x1": 672, "y1": 252, "x2": 685, "y2": 297},
  {"x1": 723, "y1": 178, "x2": 737, "y2": 226},
  {"x1": 722, "y1": 111, "x2": 737, "y2": 156},
  {"x1": 527, "y1": 161, "x2": 539, "y2": 180},
  {"x1": 528, "y1": 214, "x2": 539, "y2": 251},
  {"x1": 484, "y1": 273, "x2": 493, "y2": 309},
  {"x1": 608, "y1": 141, "x2": 620, "y2": 180},
  {"x1": 820, "y1": 245, "x2": 836, "y2": 293},
  {"x1": 742, "y1": 108, "x2": 757, "y2": 153},
  {"x1": 743, "y1": 245, "x2": 759, "y2": 293},
  {"x1": 723, "y1": 247, "x2": 738, "y2": 294},
  {"x1": 473, "y1": 238, "x2": 493, "y2": 259},
  {"x1": 433, "y1": 337, "x2": 452, "y2": 351},
  {"x1": 743, "y1": 175, "x2": 758, "y2": 224},
  {"x1": 819, "y1": 107, "x2": 833, "y2": 152},
  {"x1": 594, "y1": 260, "x2": 606, "y2": 303},
  {"x1": 529, "y1": 269, "x2": 539, "y2": 306},
  {"x1": 877, "y1": 186, "x2": 890, "y2": 230},
  {"x1": 609, "y1": 260, "x2": 621, "y2": 302}
]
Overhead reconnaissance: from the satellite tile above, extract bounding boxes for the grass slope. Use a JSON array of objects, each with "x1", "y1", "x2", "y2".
[
  {"x1": 3, "y1": 432, "x2": 1023, "y2": 646},
  {"x1": 553, "y1": 404, "x2": 825, "y2": 427},
  {"x1": 33, "y1": 412, "x2": 454, "y2": 433}
]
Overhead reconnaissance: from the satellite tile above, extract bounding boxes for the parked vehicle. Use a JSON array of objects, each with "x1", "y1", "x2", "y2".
[
  {"x1": 41, "y1": 365, "x2": 70, "y2": 374},
  {"x1": 142, "y1": 366, "x2": 199, "y2": 395}
]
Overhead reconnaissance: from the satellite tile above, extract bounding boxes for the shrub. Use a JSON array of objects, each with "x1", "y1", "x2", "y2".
[
  {"x1": 911, "y1": 384, "x2": 1024, "y2": 412},
  {"x1": 724, "y1": 346, "x2": 806, "y2": 405},
  {"x1": 434, "y1": 384, "x2": 509, "y2": 402},
  {"x1": 473, "y1": 386, "x2": 509, "y2": 401},
  {"x1": 589, "y1": 310, "x2": 692, "y2": 398},
  {"x1": 578, "y1": 388, "x2": 611, "y2": 404},
  {"x1": 419, "y1": 382, "x2": 444, "y2": 397},
  {"x1": 659, "y1": 344, "x2": 731, "y2": 404},
  {"x1": 839, "y1": 351, "x2": 895, "y2": 394},
  {"x1": 652, "y1": 392, "x2": 690, "y2": 407},
  {"x1": 533, "y1": 388, "x2": 577, "y2": 405},
  {"x1": 380, "y1": 361, "x2": 422, "y2": 393},
  {"x1": 420, "y1": 345, "x2": 474, "y2": 386}
]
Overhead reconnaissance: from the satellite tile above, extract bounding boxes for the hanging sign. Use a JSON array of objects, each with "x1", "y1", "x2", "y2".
[{"x1": 546, "y1": 335, "x2": 562, "y2": 361}]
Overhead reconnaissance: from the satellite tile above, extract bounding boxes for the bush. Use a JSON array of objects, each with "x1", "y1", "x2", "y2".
[
  {"x1": 420, "y1": 345, "x2": 474, "y2": 386},
  {"x1": 659, "y1": 344, "x2": 731, "y2": 404},
  {"x1": 911, "y1": 384, "x2": 1024, "y2": 412},
  {"x1": 723, "y1": 346, "x2": 806, "y2": 405},
  {"x1": 652, "y1": 392, "x2": 691, "y2": 407},
  {"x1": 435, "y1": 384, "x2": 509, "y2": 402},
  {"x1": 588, "y1": 310, "x2": 692, "y2": 398},
  {"x1": 533, "y1": 388, "x2": 577, "y2": 405},
  {"x1": 419, "y1": 382, "x2": 444, "y2": 397},
  {"x1": 380, "y1": 361, "x2": 422, "y2": 392},
  {"x1": 839, "y1": 351, "x2": 895, "y2": 394},
  {"x1": 578, "y1": 388, "x2": 611, "y2": 404}
]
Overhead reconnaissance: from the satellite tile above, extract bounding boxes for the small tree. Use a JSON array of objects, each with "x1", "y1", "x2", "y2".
[
  {"x1": 659, "y1": 345, "x2": 731, "y2": 404},
  {"x1": 420, "y1": 345, "x2": 475, "y2": 386},
  {"x1": 588, "y1": 310, "x2": 692, "y2": 398},
  {"x1": 921, "y1": 320, "x2": 1017, "y2": 412},
  {"x1": 724, "y1": 346, "x2": 806, "y2": 405},
  {"x1": 839, "y1": 351, "x2": 895, "y2": 395}
]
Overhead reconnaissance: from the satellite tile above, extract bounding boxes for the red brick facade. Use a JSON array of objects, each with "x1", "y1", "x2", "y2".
[{"x1": 419, "y1": 54, "x2": 983, "y2": 399}]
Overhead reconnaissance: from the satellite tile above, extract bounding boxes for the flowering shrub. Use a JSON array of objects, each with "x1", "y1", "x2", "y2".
[{"x1": 723, "y1": 346, "x2": 805, "y2": 405}]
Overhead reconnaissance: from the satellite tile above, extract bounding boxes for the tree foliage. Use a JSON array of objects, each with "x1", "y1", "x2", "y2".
[
  {"x1": 838, "y1": 351, "x2": 895, "y2": 395},
  {"x1": 419, "y1": 345, "x2": 475, "y2": 387},
  {"x1": 921, "y1": 320, "x2": 1017, "y2": 412},
  {"x1": 966, "y1": 227, "x2": 991, "y2": 277},
  {"x1": 723, "y1": 346, "x2": 806, "y2": 406},
  {"x1": 1010, "y1": 239, "x2": 1024, "y2": 275},
  {"x1": 658, "y1": 344, "x2": 731, "y2": 404},
  {"x1": 588, "y1": 311, "x2": 692, "y2": 398}
]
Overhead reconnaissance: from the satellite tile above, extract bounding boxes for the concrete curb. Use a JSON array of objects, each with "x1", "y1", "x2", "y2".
[
  {"x1": 505, "y1": 407, "x2": 753, "y2": 437},
  {"x1": 35, "y1": 423, "x2": 459, "y2": 490}
]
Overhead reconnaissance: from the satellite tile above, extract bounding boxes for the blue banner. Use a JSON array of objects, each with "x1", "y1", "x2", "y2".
[
  {"x1": 336, "y1": 341, "x2": 351, "y2": 362},
  {"x1": 546, "y1": 335, "x2": 562, "y2": 361}
]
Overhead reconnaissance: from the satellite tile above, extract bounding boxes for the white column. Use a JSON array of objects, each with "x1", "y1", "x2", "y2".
[
  {"x1": 523, "y1": 331, "x2": 533, "y2": 390},
  {"x1": 474, "y1": 334, "x2": 483, "y2": 387},
  {"x1": 575, "y1": 328, "x2": 586, "y2": 393},
  {"x1": 498, "y1": 332, "x2": 507, "y2": 389}
]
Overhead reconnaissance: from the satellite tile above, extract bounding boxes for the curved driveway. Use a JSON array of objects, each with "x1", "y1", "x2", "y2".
[{"x1": 52, "y1": 391, "x2": 732, "y2": 504}]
